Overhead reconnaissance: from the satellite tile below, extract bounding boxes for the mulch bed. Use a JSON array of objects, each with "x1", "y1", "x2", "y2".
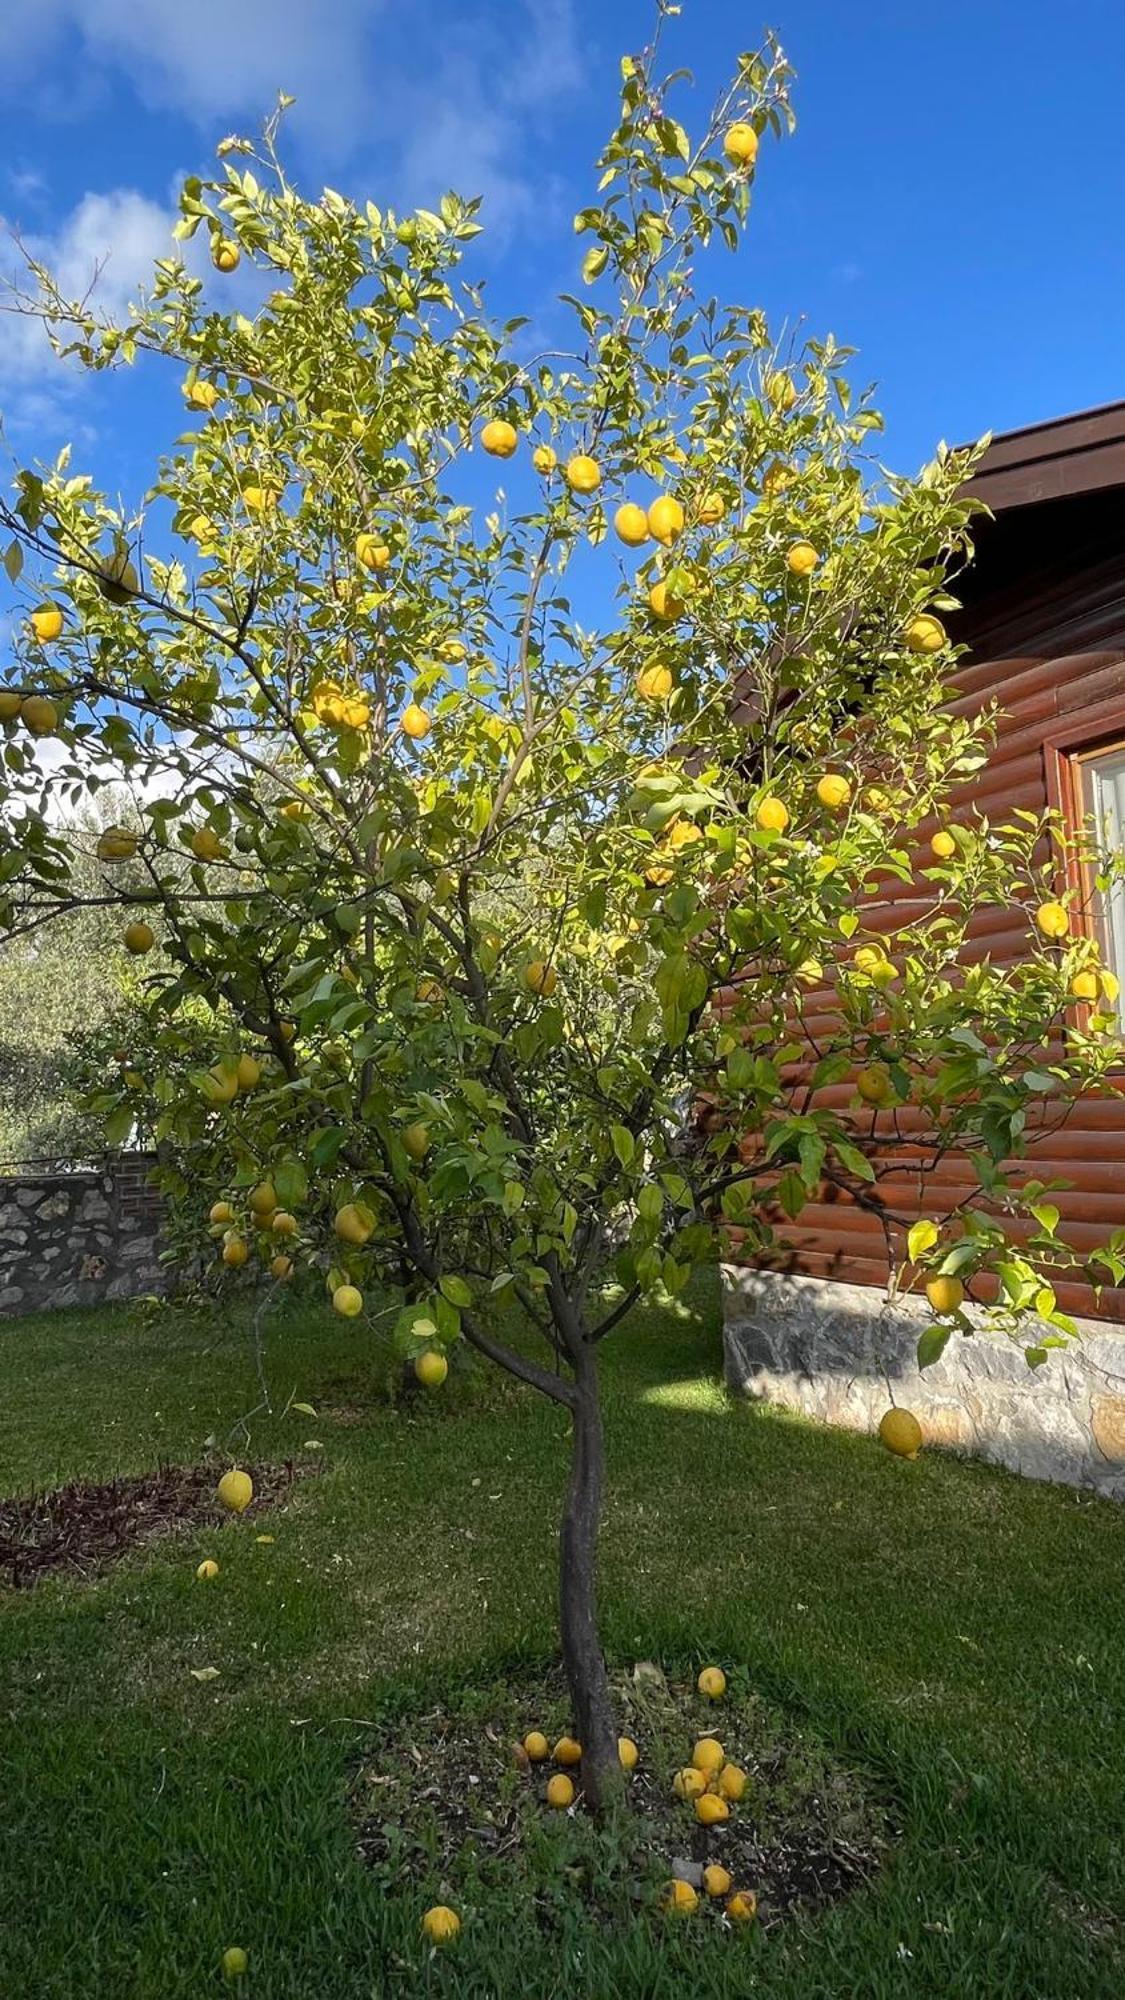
[
  {"x1": 354, "y1": 1664, "x2": 894, "y2": 1932},
  {"x1": 0, "y1": 1460, "x2": 311, "y2": 1589}
]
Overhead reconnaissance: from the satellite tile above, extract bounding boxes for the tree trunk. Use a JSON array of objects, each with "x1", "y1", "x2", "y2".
[{"x1": 559, "y1": 1347, "x2": 622, "y2": 1813}]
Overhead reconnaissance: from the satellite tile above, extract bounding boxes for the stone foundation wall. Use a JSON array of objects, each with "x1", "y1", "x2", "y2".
[
  {"x1": 722, "y1": 1265, "x2": 1125, "y2": 1501},
  {"x1": 0, "y1": 1153, "x2": 169, "y2": 1317}
]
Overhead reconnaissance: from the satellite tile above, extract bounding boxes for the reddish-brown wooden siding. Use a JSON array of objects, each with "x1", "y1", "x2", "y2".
[{"x1": 728, "y1": 478, "x2": 1125, "y2": 1321}]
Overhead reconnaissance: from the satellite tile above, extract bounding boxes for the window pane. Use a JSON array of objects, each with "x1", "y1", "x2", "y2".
[{"x1": 1082, "y1": 747, "x2": 1125, "y2": 1029}]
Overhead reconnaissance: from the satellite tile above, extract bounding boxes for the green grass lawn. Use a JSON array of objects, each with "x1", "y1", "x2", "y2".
[{"x1": 2, "y1": 1270, "x2": 1124, "y2": 1998}]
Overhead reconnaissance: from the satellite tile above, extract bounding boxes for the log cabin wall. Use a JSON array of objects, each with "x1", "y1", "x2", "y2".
[{"x1": 725, "y1": 410, "x2": 1125, "y2": 1323}]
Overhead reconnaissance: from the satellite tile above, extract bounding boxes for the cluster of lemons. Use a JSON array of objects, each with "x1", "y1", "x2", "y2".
[{"x1": 661, "y1": 1667, "x2": 758, "y2": 1924}]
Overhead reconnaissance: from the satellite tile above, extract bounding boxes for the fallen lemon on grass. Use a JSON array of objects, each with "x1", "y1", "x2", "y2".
[
  {"x1": 1036, "y1": 900, "x2": 1069, "y2": 939},
  {"x1": 662, "y1": 1879, "x2": 698, "y2": 1915},
  {"x1": 726, "y1": 1890, "x2": 758, "y2": 1923},
  {"x1": 480, "y1": 419, "x2": 517, "y2": 458},
  {"x1": 879, "y1": 1407, "x2": 923, "y2": 1459},
  {"x1": 717, "y1": 1762, "x2": 748, "y2": 1801},
  {"x1": 695, "y1": 1793, "x2": 730, "y2": 1825},
  {"x1": 216, "y1": 1469, "x2": 253, "y2": 1514},
  {"x1": 673, "y1": 1766, "x2": 707, "y2": 1800},
  {"x1": 546, "y1": 1773, "x2": 575, "y2": 1808},
  {"x1": 523, "y1": 1731, "x2": 550, "y2": 1761},
  {"x1": 553, "y1": 1735, "x2": 582, "y2": 1766},
  {"x1": 618, "y1": 1736, "x2": 639, "y2": 1770},
  {"x1": 692, "y1": 1737, "x2": 725, "y2": 1777},
  {"x1": 697, "y1": 1665, "x2": 727, "y2": 1699},
  {"x1": 414, "y1": 1350, "x2": 448, "y2": 1388},
  {"x1": 703, "y1": 1863, "x2": 732, "y2": 1898},
  {"x1": 196, "y1": 1559, "x2": 220, "y2": 1581},
  {"x1": 422, "y1": 1906, "x2": 461, "y2": 1945},
  {"x1": 221, "y1": 1945, "x2": 247, "y2": 1977},
  {"x1": 926, "y1": 1274, "x2": 964, "y2": 1315}
]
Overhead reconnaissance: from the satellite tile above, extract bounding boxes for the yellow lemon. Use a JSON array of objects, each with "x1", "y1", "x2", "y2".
[
  {"x1": 220, "y1": 1944, "x2": 248, "y2": 1975},
  {"x1": 766, "y1": 370, "x2": 798, "y2": 412},
  {"x1": 566, "y1": 453, "x2": 601, "y2": 494},
  {"x1": 416, "y1": 977, "x2": 443, "y2": 1003},
  {"x1": 96, "y1": 826, "x2": 138, "y2": 863},
  {"x1": 614, "y1": 502, "x2": 650, "y2": 547},
  {"x1": 647, "y1": 495, "x2": 685, "y2": 547},
  {"x1": 698, "y1": 491, "x2": 726, "y2": 525},
  {"x1": 21, "y1": 695, "x2": 59, "y2": 735},
  {"x1": 124, "y1": 921, "x2": 154, "y2": 956},
  {"x1": 930, "y1": 830, "x2": 957, "y2": 860},
  {"x1": 755, "y1": 797, "x2": 789, "y2": 834},
  {"x1": 878, "y1": 1407, "x2": 923, "y2": 1459},
  {"x1": 525, "y1": 959, "x2": 558, "y2": 998},
  {"x1": 703, "y1": 1863, "x2": 732, "y2": 1897},
  {"x1": 532, "y1": 442, "x2": 557, "y2": 473},
  {"x1": 787, "y1": 540, "x2": 819, "y2": 577},
  {"x1": 243, "y1": 484, "x2": 281, "y2": 513},
  {"x1": 692, "y1": 1737, "x2": 725, "y2": 1776},
  {"x1": 422, "y1": 1906, "x2": 460, "y2": 1946},
  {"x1": 221, "y1": 1236, "x2": 249, "y2": 1268},
  {"x1": 216, "y1": 1469, "x2": 253, "y2": 1514},
  {"x1": 190, "y1": 827, "x2": 223, "y2": 862},
  {"x1": 30, "y1": 604, "x2": 64, "y2": 643},
  {"x1": 523, "y1": 1731, "x2": 550, "y2": 1761},
  {"x1": 636, "y1": 663, "x2": 673, "y2": 702},
  {"x1": 926, "y1": 1274, "x2": 964, "y2": 1315},
  {"x1": 270, "y1": 1211, "x2": 298, "y2": 1237},
  {"x1": 196, "y1": 1559, "x2": 220, "y2": 1581},
  {"x1": 905, "y1": 613, "x2": 946, "y2": 654},
  {"x1": 402, "y1": 1121, "x2": 431, "y2": 1162},
  {"x1": 333, "y1": 1284, "x2": 364, "y2": 1318},
  {"x1": 401, "y1": 702, "x2": 431, "y2": 740},
  {"x1": 209, "y1": 1202, "x2": 235, "y2": 1226},
  {"x1": 335, "y1": 1203, "x2": 374, "y2": 1246},
  {"x1": 717, "y1": 1763, "x2": 748, "y2": 1801},
  {"x1": 816, "y1": 773, "x2": 851, "y2": 811},
  {"x1": 270, "y1": 1254, "x2": 293, "y2": 1281},
  {"x1": 202, "y1": 1066, "x2": 239, "y2": 1108},
  {"x1": 553, "y1": 1735, "x2": 582, "y2": 1766},
  {"x1": 546, "y1": 1773, "x2": 575, "y2": 1808},
  {"x1": 356, "y1": 533, "x2": 391, "y2": 571},
  {"x1": 1036, "y1": 900, "x2": 1069, "y2": 939},
  {"x1": 618, "y1": 1736, "x2": 639, "y2": 1770},
  {"x1": 761, "y1": 459, "x2": 789, "y2": 498},
  {"x1": 697, "y1": 1665, "x2": 727, "y2": 1699},
  {"x1": 695, "y1": 1792, "x2": 730, "y2": 1825},
  {"x1": 481, "y1": 418, "x2": 517, "y2": 457},
  {"x1": 1071, "y1": 970, "x2": 1099, "y2": 1001},
  {"x1": 673, "y1": 1766, "x2": 708, "y2": 1799},
  {"x1": 0, "y1": 690, "x2": 23, "y2": 721},
  {"x1": 723, "y1": 122, "x2": 759, "y2": 167},
  {"x1": 414, "y1": 1350, "x2": 448, "y2": 1388},
  {"x1": 236, "y1": 1055, "x2": 261, "y2": 1091},
  {"x1": 662, "y1": 1879, "x2": 698, "y2": 1915},
  {"x1": 726, "y1": 1890, "x2": 758, "y2": 1924},
  {"x1": 648, "y1": 579, "x2": 683, "y2": 621},
  {"x1": 212, "y1": 239, "x2": 241, "y2": 273},
  {"x1": 248, "y1": 1182, "x2": 277, "y2": 1217},
  {"x1": 856, "y1": 1064, "x2": 892, "y2": 1106},
  {"x1": 184, "y1": 378, "x2": 221, "y2": 411}
]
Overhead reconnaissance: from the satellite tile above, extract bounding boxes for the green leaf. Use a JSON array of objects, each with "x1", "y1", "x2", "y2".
[
  {"x1": 833, "y1": 1140, "x2": 876, "y2": 1182},
  {"x1": 610, "y1": 1124, "x2": 635, "y2": 1168},
  {"x1": 274, "y1": 1158, "x2": 308, "y2": 1207},
  {"x1": 917, "y1": 1324, "x2": 951, "y2": 1370},
  {"x1": 582, "y1": 244, "x2": 609, "y2": 284},
  {"x1": 1029, "y1": 1203, "x2": 1060, "y2": 1236},
  {"x1": 439, "y1": 1274, "x2": 473, "y2": 1308}
]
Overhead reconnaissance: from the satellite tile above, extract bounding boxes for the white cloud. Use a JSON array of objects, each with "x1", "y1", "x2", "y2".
[{"x1": 0, "y1": 187, "x2": 178, "y2": 401}]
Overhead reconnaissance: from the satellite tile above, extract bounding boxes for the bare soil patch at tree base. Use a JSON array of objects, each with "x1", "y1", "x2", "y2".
[
  {"x1": 353, "y1": 1663, "x2": 893, "y2": 1935},
  {"x1": 0, "y1": 1460, "x2": 314, "y2": 1588}
]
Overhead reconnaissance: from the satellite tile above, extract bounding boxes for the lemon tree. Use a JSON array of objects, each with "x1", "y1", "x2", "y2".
[{"x1": 1, "y1": 20, "x2": 1122, "y2": 1810}]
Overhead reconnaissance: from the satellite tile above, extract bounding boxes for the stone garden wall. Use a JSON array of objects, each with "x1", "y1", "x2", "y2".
[
  {"x1": 0, "y1": 1153, "x2": 168, "y2": 1317},
  {"x1": 723, "y1": 1266, "x2": 1125, "y2": 1501}
]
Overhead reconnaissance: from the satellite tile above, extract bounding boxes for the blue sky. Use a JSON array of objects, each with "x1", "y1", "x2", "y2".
[{"x1": 1, "y1": 0, "x2": 1123, "y2": 497}]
